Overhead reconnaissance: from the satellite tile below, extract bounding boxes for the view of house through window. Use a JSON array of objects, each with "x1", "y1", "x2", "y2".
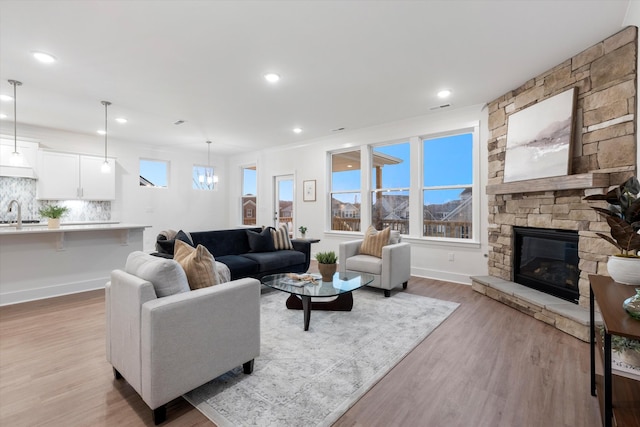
[
  {"x1": 192, "y1": 165, "x2": 216, "y2": 190},
  {"x1": 139, "y1": 159, "x2": 168, "y2": 188},
  {"x1": 371, "y1": 142, "x2": 410, "y2": 234},
  {"x1": 423, "y1": 132, "x2": 473, "y2": 239},
  {"x1": 242, "y1": 166, "x2": 257, "y2": 225},
  {"x1": 330, "y1": 149, "x2": 361, "y2": 232}
]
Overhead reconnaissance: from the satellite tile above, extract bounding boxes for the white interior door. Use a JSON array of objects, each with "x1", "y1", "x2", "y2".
[{"x1": 274, "y1": 175, "x2": 294, "y2": 233}]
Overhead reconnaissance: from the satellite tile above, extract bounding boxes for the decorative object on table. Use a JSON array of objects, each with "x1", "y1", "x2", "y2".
[
  {"x1": 602, "y1": 326, "x2": 640, "y2": 369},
  {"x1": 503, "y1": 87, "x2": 576, "y2": 183},
  {"x1": 38, "y1": 204, "x2": 69, "y2": 229},
  {"x1": 623, "y1": 288, "x2": 640, "y2": 320},
  {"x1": 303, "y1": 179, "x2": 316, "y2": 202},
  {"x1": 298, "y1": 225, "x2": 307, "y2": 239},
  {"x1": 315, "y1": 250, "x2": 337, "y2": 281},
  {"x1": 584, "y1": 176, "x2": 640, "y2": 285}
]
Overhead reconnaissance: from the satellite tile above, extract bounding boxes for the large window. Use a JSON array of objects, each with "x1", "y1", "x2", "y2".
[
  {"x1": 330, "y1": 149, "x2": 361, "y2": 232},
  {"x1": 241, "y1": 165, "x2": 257, "y2": 225},
  {"x1": 423, "y1": 132, "x2": 473, "y2": 239},
  {"x1": 371, "y1": 142, "x2": 410, "y2": 234},
  {"x1": 139, "y1": 159, "x2": 168, "y2": 188}
]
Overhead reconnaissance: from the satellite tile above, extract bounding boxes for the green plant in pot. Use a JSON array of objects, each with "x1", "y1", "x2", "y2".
[
  {"x1": 298, "y1": 226, "x2": 307, "y2": 238},
  {"x1": 315, "y1": 250, "x2": 337, "y2": 282},
  {"x1": 584, "y1": 176, "x2": 640, "y2": 285},
  {"x1": 38, "y1": 205, "x2": 69, "y2": 229}
]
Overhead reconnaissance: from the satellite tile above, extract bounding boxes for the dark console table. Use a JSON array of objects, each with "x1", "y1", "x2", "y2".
[{"x1": 589, "y1": 274, "x2": 640, "y2": 427}]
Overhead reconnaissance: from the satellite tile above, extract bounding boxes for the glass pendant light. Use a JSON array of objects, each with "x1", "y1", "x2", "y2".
[
  {"x1": 8, "y1": 80, "x2": 23, "y2": 167},
  {"x1": 101, "y1": 101, "x2": 111, "y2": 173}
]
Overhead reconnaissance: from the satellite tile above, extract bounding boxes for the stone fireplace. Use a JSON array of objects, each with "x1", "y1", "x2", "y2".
[{"x1": 472, "y1": 26, "x2": 637, "y2": 341}]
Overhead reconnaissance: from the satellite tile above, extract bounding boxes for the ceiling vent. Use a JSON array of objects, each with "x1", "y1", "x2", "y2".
[
  {"x1": 173, "y1": 119, "x2": 185, "y2": 125},
  {"x1": 331, "y1": 127, "x2": 346, "y2": 132},
  {"x1": 429, "y1": 104, "x2": 451, "y2": 110}
]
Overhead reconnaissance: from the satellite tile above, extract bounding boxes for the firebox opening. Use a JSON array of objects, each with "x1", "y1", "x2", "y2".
[{"x1": 513, "y1": 227, "x2": 580, "y2": 304}]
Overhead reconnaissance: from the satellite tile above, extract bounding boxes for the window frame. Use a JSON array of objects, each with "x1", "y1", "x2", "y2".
[
  {"x1": 329, "y1": 148, "x2": 363, "y2": 233},
  {"x1": 240, "y1": 164, "x2": 257, "y2": 226},
  {"x1": 139, "y1": 158, "x2": 169, "y2": 188}
]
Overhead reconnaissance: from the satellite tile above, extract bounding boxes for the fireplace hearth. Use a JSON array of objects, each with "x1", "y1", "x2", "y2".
[{"x1": 513, "y1": 227, "x2": 580, "y2": 304}]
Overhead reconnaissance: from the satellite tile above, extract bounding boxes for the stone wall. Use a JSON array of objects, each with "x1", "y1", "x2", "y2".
[{"x1": 486, "y1": 26, "x2": 637, "y2": 308}]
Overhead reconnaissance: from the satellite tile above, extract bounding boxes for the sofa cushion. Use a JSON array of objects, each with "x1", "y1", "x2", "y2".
[
  {"x1": 242, "y1": 250, "x2": 305, "y2": 272},
  {"x1": 176, "y1": 229, "x2": 194, "y2": 246},
  {"x1": 360, "y1": 225, "x2": 390, "y2": 258},
  {"x1": 190, "y1": 228, "x2": 261, "y2": 257},
  {"x1": 216, "y1": 255, "x2": 260, "y2": 280},
  {"x1": 174, "y1": 240, "x2": 218, "y2": 290},
  {"x1": 271, "y1": 224, "x2": 293, "y2": 250},
  {"x1": 345, "y1": 254, "x2": 383, "y2": 275},
  {"x1": 246, "y1": 228, "x2": 276, "y2": 253},
  {"x1": 125, "y1": 251, "x2": 190, "y2": 297}
]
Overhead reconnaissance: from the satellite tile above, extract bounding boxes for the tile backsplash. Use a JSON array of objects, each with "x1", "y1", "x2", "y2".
[{"x1": 0, "y1": 177, "x2": 111, "y2": 222}]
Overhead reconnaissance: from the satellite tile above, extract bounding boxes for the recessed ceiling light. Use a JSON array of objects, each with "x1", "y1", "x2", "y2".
[
  {"x1": 292, "y1": 127, "x2": 302, "y2": 134},
  {"x1": 115, "y1": 117, "x2": 127, "y2": 124},
  {"x1": 437, "y1": 89, "x2": 452, "y2": 99},
  {"x1": 0, "y1": 113, "x2": 7, "y2": 119},
  {"x1": 0, "y1": 95, "x2": 13, "y2": 102},
  {"x1": 264, "y1": 73, "x2": 280, "y2": 83},
  {"x1": 97, "y1": 130, "x2": 106, "y2": 135},
  {"x1": 32, "y1": 51, "x2": 56, "y2": 63}
]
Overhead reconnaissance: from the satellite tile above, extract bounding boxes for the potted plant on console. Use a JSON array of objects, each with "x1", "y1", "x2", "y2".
[
  {"x1": 584, "y1": 176, "x2": 640, "y2": 285},
  {"x1": 298, "y1": 226, "x2": 307, "y2": 239},
  {"x1": 38, "y1": 204, "x2": 70, "y2": 229},
  {"x1": 315, "y1": 250, "x2": 337, "y2": 282}
]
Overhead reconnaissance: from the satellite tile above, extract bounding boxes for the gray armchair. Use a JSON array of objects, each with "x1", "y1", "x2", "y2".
[
  {"x1": 106, "y1": 265, "x2": 261, "y2": 424},
  {"x1": 338, "y1": 230, "x2": 411, "y2": 297}
]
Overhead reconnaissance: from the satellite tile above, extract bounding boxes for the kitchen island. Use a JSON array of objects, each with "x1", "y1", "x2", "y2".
[{"x1": 0, "y1": 223, "x2": 149, "y2": 305}]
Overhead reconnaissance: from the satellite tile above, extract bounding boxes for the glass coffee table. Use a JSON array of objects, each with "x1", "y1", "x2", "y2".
[{"x1": 261, "y1": 271, "x2": 375, "y2": 331}]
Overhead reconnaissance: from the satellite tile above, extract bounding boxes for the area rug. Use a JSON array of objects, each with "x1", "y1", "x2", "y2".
[{"x1": 184, "y1": 288, "x2": 459, "y2": 427}]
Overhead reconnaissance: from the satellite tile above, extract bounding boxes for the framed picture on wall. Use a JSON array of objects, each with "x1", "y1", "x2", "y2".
[{"x1": 303, "y1": 180, "x2": 316, "y2": 202}]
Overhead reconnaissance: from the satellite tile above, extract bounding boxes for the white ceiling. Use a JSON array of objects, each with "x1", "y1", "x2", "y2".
[{"x1": 0, "y1": 0, "x2": 631, "y2": 155}]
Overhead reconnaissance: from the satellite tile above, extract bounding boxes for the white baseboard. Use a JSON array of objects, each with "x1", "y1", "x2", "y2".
[
  {"x1": 410, "y1": 267, "x2": 472, "y2": 285},
  {"x1": 0, "y1": 277, "x2": 106, "y2": 306}
]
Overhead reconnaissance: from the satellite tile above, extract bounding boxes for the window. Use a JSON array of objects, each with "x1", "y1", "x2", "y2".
[
  {"x1": 422, "y1": 132, "x2": 473, "y2": 239},
  {"x1": 371, "y1": 141, "x2": 410, "y2": 234},
  {"x1": 330, "y1": 149, "x2": 361, "y2": 232},
  {"x1": 139, "y1": 159, "x2": 168, "y2": 188},
  {"x1": 242, "y1": 165, "x2": 257, "y2": 225},
  {"x1": 192, "y1": 165, "x2": 216, "y2": 190}
]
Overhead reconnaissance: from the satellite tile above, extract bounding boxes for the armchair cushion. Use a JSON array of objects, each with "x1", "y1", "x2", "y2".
[
  {"x1": 125, "y1": 251, "x2": 189, "y2": 298},
  {"x1": 174, "y1": 240, "x2": 218, "y2": 290},
  {"x1": 360, "y1": 225, "x2": 390, "y2": 258}
]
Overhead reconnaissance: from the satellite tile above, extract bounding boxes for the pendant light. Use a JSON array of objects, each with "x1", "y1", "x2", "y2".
[
  {"x1": 8, "y1": 80, "x2": 23, "y2": 167},
  {"x1": 199, "y1": 140, "x2": 218, "y2": 187},
  {"x1": 100, "y1": 100, "x2": 111, "y2": 173}
]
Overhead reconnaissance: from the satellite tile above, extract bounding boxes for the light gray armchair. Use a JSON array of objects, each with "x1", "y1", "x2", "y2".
[
  {"x1": 106, "y1": 266, "x2": 261, "y2": 424},
  {"x1": 338, "y1": 230, "x2": 411, "y2": 297}
]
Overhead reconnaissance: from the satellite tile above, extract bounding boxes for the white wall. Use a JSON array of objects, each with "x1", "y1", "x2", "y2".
[
  {"x1": 228, "y1": 104, "x2": 490, "y2": 284},
  {"x1": 0, "y1": 123, "x2": 229, "y2": 251}
]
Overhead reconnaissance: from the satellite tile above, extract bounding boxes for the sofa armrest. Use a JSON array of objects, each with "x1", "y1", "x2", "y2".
[
  {"x1": 381, "y1": 242, "x2": 411, "y2": 287},
  {"x1": 338, "y1": 239, "x2": 363, "y2": 272},
  {"x1": 291, "y1": 239, "x2": 312, "y2": 271},
  {"x1": 139, "y1": 277, "x2": 261, "y2": 409}
]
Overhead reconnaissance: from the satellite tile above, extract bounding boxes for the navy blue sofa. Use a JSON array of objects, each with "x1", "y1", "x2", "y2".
[{"x1": 154, "y1": 227, "x2": 311, "y2": 280}]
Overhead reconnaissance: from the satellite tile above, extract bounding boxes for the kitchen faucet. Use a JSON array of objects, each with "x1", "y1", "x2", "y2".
[{"x1": 7, "y1": 200, "x2": 22, "y2": 230}]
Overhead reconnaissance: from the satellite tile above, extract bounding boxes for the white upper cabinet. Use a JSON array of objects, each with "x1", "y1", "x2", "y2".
[{"x1": 36, "y1": 151, "x2": 115, "y2": 200}]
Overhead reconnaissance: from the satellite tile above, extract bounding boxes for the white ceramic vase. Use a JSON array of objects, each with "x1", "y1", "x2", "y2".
[
  {"x1": 607, "y1": 255, "x2": 640, "y2": 285},
  {"x1": 47, "y1": 218, "x2": 61, "y2": 229}
]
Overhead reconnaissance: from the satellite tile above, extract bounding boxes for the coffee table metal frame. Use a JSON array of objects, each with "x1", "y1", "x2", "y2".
[{"x1": 261, "y1": 271, "x2": 375, "y2": 331}]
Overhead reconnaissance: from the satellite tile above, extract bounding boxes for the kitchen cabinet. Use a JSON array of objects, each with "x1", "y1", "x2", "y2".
[{"x1": 36, "y1": 151, "x2": 115, "y2": 200}]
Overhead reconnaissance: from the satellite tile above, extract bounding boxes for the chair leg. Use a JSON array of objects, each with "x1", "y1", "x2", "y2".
[
  {"x1": 153, "y1": 405, "x2": 167, "y2": 425},
  {"x1": 243, "y1": 359, "x2": 255, "y2": 374},
  {"x1": 384, "y1": 289, "x2": 391, "y2": 297},
  {"x1": 113, "y1": 368, "x2": 123, "y2": 380},
  {"x1": 402, "y1": 281, "x2": 408, "y2": 289}
]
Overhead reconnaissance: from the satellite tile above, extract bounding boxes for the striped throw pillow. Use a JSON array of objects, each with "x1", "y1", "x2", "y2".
[
  {"x1": 359, "y1": 225, "x2": 390, "y2": 258},
  {"x1": 173, "y1": 239, "x2": 218, "y2": 290},
  {"x1": 271, "y1": 224, "x2": 293, "y2": 250}
]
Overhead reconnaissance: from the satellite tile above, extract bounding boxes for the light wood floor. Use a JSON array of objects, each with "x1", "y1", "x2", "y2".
[{"x1": 0, "y1": 274, "x2": 601, "y2": 427}]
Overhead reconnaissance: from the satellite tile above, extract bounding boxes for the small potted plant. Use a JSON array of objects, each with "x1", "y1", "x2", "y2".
[
  {"x1": 584, "y1": 176, "x2": 640, "y2": 285},
  {"x1": 602, "y1": 327, "x2": 640, "y2": 369},
  {"x1": 315, "y1": 250, "x2": 337, "y2": 281},
  {"x1": 38, "y1": 204, "x2": 70, "y2": 229},
  {"x1": 298, "y1": 226, "x2": 307, "y2": 239}
]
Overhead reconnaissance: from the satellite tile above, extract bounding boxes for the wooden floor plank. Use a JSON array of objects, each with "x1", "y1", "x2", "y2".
[{"x1": 0, "y1": 275, "x2": 601, "y2": 426}]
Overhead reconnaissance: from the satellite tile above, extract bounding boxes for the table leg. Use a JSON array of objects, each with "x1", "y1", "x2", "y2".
[
  {"x1": 301, "y1": 295, "x2": 310, "y2": 331},
  {"x1": 590, "y1": 285, "x2": 596, "y2": 396},
  {"x1": 604, "y1": 331, "x2": 612, "y2": 427}
]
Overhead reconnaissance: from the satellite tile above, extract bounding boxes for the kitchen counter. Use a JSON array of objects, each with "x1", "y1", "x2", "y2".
[{"x1": 0, "y1": 222, "x2": 150, "y2": 305}]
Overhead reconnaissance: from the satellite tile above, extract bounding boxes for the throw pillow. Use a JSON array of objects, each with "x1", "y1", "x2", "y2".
[
  {"x1": 156, "y1": 238, "x2": 176, "y2": 255},
  {"x1": 124, "y1": 251, "x2": 190, "y2": 297},
  {"x1": 246, "y1": 228, "x2": 276, "y2": 252},
  {"x1": 360, "y1": 225, "x2": 391, "y2": 258},
  {"x1": 176, "y1": 229, "x2": 194, "y2": 246},
  {"x1": 173, "y1": 239, "x2": 218, "y2": 290},
  {"x1": 270, "y1": 223, "x2": 293, "y2": 250}
]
